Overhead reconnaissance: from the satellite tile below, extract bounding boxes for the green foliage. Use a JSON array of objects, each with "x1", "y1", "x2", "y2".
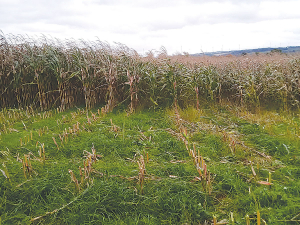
[{"x1": 1, "y1": 104, "x2": 299, "y2": 224}]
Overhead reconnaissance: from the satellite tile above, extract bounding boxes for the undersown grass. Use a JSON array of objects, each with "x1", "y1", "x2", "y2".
[{"x1": 1, "y1": 104, "x2": 300, "y2": 224}]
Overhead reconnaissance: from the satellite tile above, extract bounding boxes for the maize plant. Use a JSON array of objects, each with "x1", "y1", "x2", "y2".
[{"x1": 1, "y1": 32, "x2": 300, "y2": 111}]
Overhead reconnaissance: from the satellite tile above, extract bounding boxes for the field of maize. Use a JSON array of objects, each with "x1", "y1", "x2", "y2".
[
  {"x1": 1, "y1": 33, "x2": 300, "y2": 112},
  {"x1": 1, "y1": 33, "x2": 300, "y2": 224}
]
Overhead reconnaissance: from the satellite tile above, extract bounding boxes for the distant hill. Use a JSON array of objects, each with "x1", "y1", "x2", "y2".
[{"x1": 192, "y1": 46, "x2": 300, "y2": 56}]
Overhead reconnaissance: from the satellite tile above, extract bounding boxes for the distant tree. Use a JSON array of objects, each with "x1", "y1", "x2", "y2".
[
  {"x1": 271, "y1": 49, "x2": 282, "y2": 53},
  {"x1": 241, "y1": 52, "x2": 247, "y2": 56}
]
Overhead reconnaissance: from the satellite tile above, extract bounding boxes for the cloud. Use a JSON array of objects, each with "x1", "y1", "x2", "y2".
[{"x1": 1, "y1": 0, "x2": 300, "y2": 54}]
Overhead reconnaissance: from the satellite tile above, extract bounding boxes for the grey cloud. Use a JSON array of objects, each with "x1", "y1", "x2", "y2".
[
  {"x1": 89, "y1": 0, "x2": 177, "y2": 8},
  {"x1": 1, "y1": 0, "x2": 300, "y2": 39},
  {"x1": 294, "y1": 28, "x2": 300, "y2": 34},
  {"x1": 0, "y1": 0, "x2": 92, "y2": 32},
  {"x1": 140, "y1": 32, "x2": 166, "y2": 40},
  {"x1": 89, "y1": 0, "x2": 293, "y2": 9},
  {"x1": 186, "y1": 0, "x2": 292, "y2": 4},
  {"x1": 136, "y1": 3, "x2": 260, "y2": 32},
  {"x1": 110, "y1": 25, "x2": 139, "y2": 35},
  {"x1": 146, "y1": 20, "x2": 186, "y2": 32},
  {"x1": 137, "y1": 0, "x2": 300, "y2": 33}
]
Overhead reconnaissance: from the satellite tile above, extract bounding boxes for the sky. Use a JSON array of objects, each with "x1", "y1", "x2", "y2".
[{"x1": 1, "y1": 0, "x2": 300, "y2": 55}]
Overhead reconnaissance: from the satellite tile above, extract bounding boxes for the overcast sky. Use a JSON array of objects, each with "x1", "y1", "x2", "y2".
[{"x1": 1, "y1": 0, "x2": 300, "y2": 54}]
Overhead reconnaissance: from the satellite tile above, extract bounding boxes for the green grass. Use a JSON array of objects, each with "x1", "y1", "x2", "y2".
[{"x1": 1, "y1": 105, "x2": 300, "y2": 224}]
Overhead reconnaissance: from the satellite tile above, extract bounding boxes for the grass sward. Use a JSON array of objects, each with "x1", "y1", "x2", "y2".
[{"x1": 0, "y1": 105, "x2": 300, "y2": 224}]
